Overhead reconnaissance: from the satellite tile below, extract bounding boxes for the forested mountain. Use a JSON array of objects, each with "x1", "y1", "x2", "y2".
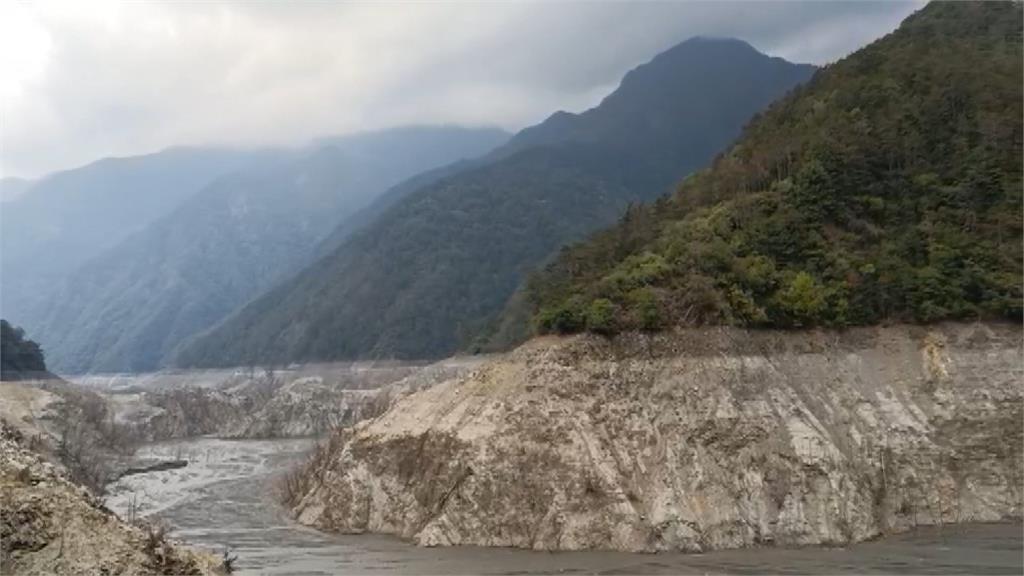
[
  {"x1": 311, "y1": 157, "x2": 491, "y2": 260},
  {"x1": 0, "y1": 320, "x2": 47, "y2": 380},
  {"x1": 176, "y1": 38, "x2": 816, "y2": 367},
  {"x1": 524, "y1": 2, "x2": 1022, "y2": 337},
  {"x1": 17, "y1": 127, "x2": 508, "y2": 374},
  {"x1": 0, "y1": 147, "x2": 283, "y2": 323}
]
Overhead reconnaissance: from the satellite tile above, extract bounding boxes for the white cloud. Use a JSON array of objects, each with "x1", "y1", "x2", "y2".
[{"x1": 0, "y1": 0, "x2": 922, "y2": 179}]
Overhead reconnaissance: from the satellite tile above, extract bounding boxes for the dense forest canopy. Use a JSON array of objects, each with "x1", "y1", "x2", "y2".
[
  {"x1": 525, "y1": 1, "x2": 1023, "y2": 337},
  {"x1": 1, "y1": 320, "x2": 47, "y2": 379}
]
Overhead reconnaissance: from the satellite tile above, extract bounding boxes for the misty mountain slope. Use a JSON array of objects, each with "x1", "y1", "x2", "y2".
[
  {"x1": 176, "y1": 38, "x2": 816, "y2": 367},
  {"x1": 23, "y1": 126, "x2": 508, "y2": 374},
  {"x1": 313, "y1": 154, "x2": 493, "y2": 259},
  {"x1": 0, "y1": 177, "x2": 33, "y2": 203},
  {"x1": 524, "y1": 1, "x2": 1023, "y2": 336},
  {"x1": 0, "y1": 147, "x2": 283, "y2": 323}
]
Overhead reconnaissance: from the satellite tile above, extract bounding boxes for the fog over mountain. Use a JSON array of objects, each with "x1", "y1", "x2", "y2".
[
  {"x1": 0, "y1": 177, "x2": 33, "y2": 203},
  {"x1": 1, "y1": 148, "x2": 283, "y2": 321},
  {"x1": 2, "y1": 2, "x2": 920, "y2": 179},
  {"x1": 9, "y1": 127, "x2": 508, "y2": 374}
]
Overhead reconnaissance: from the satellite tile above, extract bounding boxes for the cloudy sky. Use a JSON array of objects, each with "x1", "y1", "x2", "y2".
[{"x1": 0, "y1": 1, "x2": 922, "y2": 179}]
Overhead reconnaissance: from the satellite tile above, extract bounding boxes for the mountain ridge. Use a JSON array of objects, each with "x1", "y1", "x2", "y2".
[{"x1": 175, "y1": 36, "x2": 816, "y2": 367}]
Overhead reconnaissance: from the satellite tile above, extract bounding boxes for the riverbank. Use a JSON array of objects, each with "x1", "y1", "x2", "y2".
[
  {"x1": 289, "y1": 323, "x2": 1023, "y2": 552},
  {"x1": 104, "y1": 436, "x2": 1023, "y2": 575}
]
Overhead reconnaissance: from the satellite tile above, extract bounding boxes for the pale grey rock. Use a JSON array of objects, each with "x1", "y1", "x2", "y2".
[{"x1": 290, "y1": 323, "x2": 1023, "y2": 552}]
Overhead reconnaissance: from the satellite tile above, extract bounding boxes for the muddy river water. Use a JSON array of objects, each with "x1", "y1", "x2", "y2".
[{"x1": 106, "y1": 438, "x2": 1022, "y2": 575}]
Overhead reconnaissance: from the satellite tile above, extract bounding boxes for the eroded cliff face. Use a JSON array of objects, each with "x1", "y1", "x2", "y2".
[{"x1": 289, "y1": 323, "x2": 1023, "y2": 552}]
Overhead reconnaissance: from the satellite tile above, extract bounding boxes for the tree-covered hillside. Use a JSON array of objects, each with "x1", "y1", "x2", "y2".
[
  {"x1": 176, "y1": 38, "x2": 815, "y2": 367},
  {"x1": 1, "y1": 320, "x2": 47, "y2": 380},
  {"x1": 525, "y1": 2, "x2": 1022, "y2": 337}
]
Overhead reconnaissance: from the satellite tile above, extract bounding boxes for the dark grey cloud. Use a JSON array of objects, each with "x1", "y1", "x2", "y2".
[{"x1": 1, "y1": 1, "x2": 922, "y2": 178}]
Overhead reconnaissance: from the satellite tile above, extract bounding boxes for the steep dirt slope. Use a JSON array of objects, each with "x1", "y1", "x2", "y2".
[
  {"x1": 288, "y1": 323, "x2": 1022, "y2": 552},
  {"x1": 0, "y1": 424, "x2": 222, "y2": 575}
]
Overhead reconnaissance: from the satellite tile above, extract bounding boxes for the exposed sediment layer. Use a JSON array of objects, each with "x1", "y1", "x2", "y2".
[
  {"x1": 0, "y1": 424, "x2": 220, "y2": 575},
  {"x1": 290, "y1": 323, "x2": 1023, "y2": 552}
]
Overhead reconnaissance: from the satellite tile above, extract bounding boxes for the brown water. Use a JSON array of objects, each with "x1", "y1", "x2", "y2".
[{"x1": 106, "y1": 438, "x2": 1023, "y2": 575}]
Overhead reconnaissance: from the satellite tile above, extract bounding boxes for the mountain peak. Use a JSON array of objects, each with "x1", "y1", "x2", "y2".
[
  {"x1": 501, "y1": 36, "x2": 814, "y2": 156},
  {"x1": 618, "y1": 34, "x2": 808, "y2": 87},
  {"x1": 664, "y1": 35, "x2": 759, "y2": 53}
]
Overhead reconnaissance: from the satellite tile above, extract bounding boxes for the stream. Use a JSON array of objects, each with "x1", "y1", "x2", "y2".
[{"x1": 105, "y1": 437, "x2": 1023, "y2": 575}]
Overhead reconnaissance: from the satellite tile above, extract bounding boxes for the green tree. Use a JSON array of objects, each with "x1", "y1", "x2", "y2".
[
  {"x1": 1, "y1": 320, "x2": 47, "y2": 379},
  {"x1": 585, "y1": 299, "x2": 618, "y2": 335},
  {"x1": 772, "y1": 272, "x2": 828, "y2": 326}
]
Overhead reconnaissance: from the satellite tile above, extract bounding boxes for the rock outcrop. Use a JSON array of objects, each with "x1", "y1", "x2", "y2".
[
  {"x1": 0, "y1": 423, "x2": 221, "y2": 575},
  {"x1": 289, "y1": 323, "x2": 1023, "y2": 552}
]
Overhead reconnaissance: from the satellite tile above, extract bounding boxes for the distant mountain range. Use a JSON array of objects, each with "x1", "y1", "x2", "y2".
[
  {"x1": 5, "y1": 127, "x2": 508, "y2": 373},
  {"x1": 175, "y1": 37, "x2": 817, "y2": 368},
  {"x1": 1, "y1": 147, "x2": 283, "y2": 320}
]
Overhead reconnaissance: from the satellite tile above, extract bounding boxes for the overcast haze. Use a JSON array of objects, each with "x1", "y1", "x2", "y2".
[{"x1": 1, "y1": 1, "x2": 922, "y2": 179}]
